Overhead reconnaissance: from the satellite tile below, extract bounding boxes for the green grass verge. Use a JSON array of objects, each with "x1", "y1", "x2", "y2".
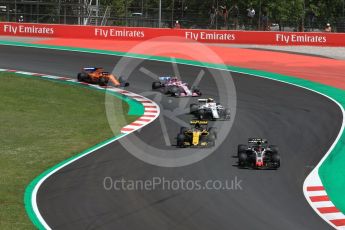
[{"x1": 0, "y1": 73, "x2": 139, "y2": 229}]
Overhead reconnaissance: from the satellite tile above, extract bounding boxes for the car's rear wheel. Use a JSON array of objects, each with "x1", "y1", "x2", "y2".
[
  {"x1": 177, "y1": 134, "x2": 186, "y2": 147},
  {"x1": 225, "y1": 109, "x2": 231, "y2": 120},
  {"x1": 77, "y1": 72, "x2": 88, "y2": 82},
  {"x1": 238, "y1": 144, "x2": 247, "y2": 153},
  {"x1": 238, "y1": 144, "x2": 247, "y2": 158},
  {"x1": 269, "y1": 145, "x2": 279, "y2": 154},
  {"x1": 77, "y1": 73, "x2": 82, "y2": 81},
  {"x1": 207, "y1": 134, "x2": 216, "y2": 147},
  {"x1": 180, "y1": 127, "x2": 188, "y2": 134},
  {"x1": 200, "y1": 134, "x2": 207, "y2": 142},
  {"x1": 272, "y1": 153, "x2": 280, "y2": 168},
  {"x1": 238, "y1": 152, "x2": 248, "y2": 167}
]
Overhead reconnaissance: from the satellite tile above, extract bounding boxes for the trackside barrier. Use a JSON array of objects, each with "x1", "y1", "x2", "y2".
[{"x1": 1, "y1": 22, "x2": 345, "y2": 46}]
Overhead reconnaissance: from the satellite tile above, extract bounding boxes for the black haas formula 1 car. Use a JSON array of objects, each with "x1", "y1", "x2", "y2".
[
  {"x1": 77, "y1": 67, "x2": 129, "y2": 87},
  {"x1": 152, "y1": 76, "x2": 201, "y2": 97},
  {"x1": 237, "y1": 138, "x2": 280, "y2": 169},
  {"x1": 190, "y1": 98, "x2": 231, "y2": 120},
  {"x1": 176, "y1": 120, "x2": 217, "y2": 147}
]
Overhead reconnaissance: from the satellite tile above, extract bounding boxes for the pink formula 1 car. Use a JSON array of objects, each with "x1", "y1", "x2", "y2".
[{"x1": 152, "y1": 77, "x2": 201, "y2": 97}]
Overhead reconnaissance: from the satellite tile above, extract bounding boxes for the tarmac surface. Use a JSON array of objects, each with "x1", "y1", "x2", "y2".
[{"x1": 0, "y1": 45, "x2": 341, "y2": 229}]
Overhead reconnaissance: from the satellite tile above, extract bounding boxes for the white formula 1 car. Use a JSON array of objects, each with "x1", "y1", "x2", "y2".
[{"x1": 190, "y1": 98, "x2": 230, "y2": 120}]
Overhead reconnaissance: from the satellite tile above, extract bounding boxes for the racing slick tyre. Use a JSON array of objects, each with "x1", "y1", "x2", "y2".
[
  {"x1": 238, "y1": 144, "x2": 247, "y2": 158},
  {"x1": 207, "y1": 134, "x2": 216, "y2": 147},
  {"x1": 177, "y1": 134, "x2": 186, "y2": 147},
  {"x1": 200, "y1": 134, "x2": 207, "y2": 143},
  {"x1": 272, "y1": 154, "x2": 281, "y2": 168},
  {"x1": 77, "y1": 72, "x2": 88, "y2": 82},
  {"x1": 98, "y1": 77, "x2": 108, "y2": 86},
  {"x1": 238, "y1": 152, "x2": 248, "y2": 167},
  {"x1": 225, "y1": 109, "x2": 231, "y2": 120},
  {"x1": 170, "y1": 86, "x2": 181, "y2": 97},
  {"x1": 238, "y1": 144, "x2": 247, "y2": 153},
  {"x1": 152, "y1": 81, "x2": 162, "y2": 89},
  {"x1": 269, "y1": 145, "x2": 279, "y2": 154},
  {"x1": 208, "y1": 127, "x2": 217, "y2": 139},
  {"x1": 180, "y1": 127, "x2": 188, "y2": 134},
  {"x1": 77, "y1": 73, "x2": 82, "y2": 81},
  {"x1": 163, "y1": 86, "x2": 171, "y2": 94},
  {"x1": 198, "y1": 109, "x2": 206, "y2": 120},
  {"x1": 190, "y1": 104, "x2": 199, "y2": 114},
  {"x1": 119, "y1": 77, "x2": 130, "y2": 87}
]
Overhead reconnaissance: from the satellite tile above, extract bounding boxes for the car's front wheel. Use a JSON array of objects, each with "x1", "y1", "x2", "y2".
[
  {"x1": 198, "y1": 109, "x2": 206, "y2": 120},
  {"x1": 98, "y1": 77, "x2": 108, "y2": 86},
  {"x1": 170, "y1": 86, "x2": 181, "y2": 96}
]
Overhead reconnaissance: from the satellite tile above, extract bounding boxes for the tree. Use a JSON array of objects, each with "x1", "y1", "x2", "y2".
[{"x1": 100, "y1": 0, "x2": 345, "y2": 30}]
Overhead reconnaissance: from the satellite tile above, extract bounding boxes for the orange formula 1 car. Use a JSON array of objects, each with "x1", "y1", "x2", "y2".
[{"x1": 77, "y1": 67, "x2": 129, "y2": 87}]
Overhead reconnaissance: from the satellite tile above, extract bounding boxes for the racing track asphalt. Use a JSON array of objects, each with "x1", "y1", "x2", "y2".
[{"x1": 0, "y1": 45, "x2": 341, "y2": 230}]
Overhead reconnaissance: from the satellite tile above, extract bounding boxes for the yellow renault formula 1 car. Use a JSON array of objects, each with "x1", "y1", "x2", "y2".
[{"x1": 176, "y1": 120, "x2": 217, "y2": 147}]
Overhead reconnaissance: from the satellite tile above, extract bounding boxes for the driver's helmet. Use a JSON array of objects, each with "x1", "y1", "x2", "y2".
[
  {"x1": 207, "y1": 98, "x2": 214, "y2": 103},
  {"x1": 171, "y1": 77, "x2": 178, "y2": 82},
  {"x1": 195, "y1": 123, "x2": 201, "y2": 129},
  {"x1": 254, "y1": 143, "x2": 263, "y2": 152}
]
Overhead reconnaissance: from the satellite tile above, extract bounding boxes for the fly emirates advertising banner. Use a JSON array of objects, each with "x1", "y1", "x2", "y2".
[{"x1": 0, "y1": 22, "x2": 344, "y2": 46}]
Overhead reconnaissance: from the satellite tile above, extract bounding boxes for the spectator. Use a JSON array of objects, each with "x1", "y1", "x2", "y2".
[
  {"x1": 260, "y1": 6, "x2": 270, "y2": 31},
  {"x1": 259, "y1": 7, "x2": 270, "y2": 31},
  {"x1": 324, "y1": 23, "x2": 332, "y2": 32},
  {"x1": 229, "y1": 3, "x2": 239, "y2": 30},
  {"x1": 220, "y1": 5, "x2": 229, "y2": 28},
  {"x1": 247, "y1": 6, "x2": 255, "y2": 30},
  {"x1": 209, "y1": 5, "x2": 217, "y2": 28},
  {"x1": 174, "y1": 20, "x2": 181, "y2": 29},
  {"x1": 307, "y1": 10, "x2": 316, "y2": 31},
  {"x1": 18, "y1": 15, "x2": 24, "y2": 23},
  {"x1": 260, "y1": 14, "x2": 269, "y2": 31}
]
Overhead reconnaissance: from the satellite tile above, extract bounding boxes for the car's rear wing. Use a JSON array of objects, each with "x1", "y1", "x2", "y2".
[
  {"x1": 198, "y1": 99, "x2": 208, "y2": 103},
  {"x1": 190, "y1": 120, "x2": 208, "y2": 125},
  {"x1": 83, "y1": 67, "x2": 103, "y2": 72},
  {"x1": 159, "y1": 76, "x2": 171, "y2": 82},
  {"x1": 248, "y1": 138, "x2": 267, "y2": 144}
]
